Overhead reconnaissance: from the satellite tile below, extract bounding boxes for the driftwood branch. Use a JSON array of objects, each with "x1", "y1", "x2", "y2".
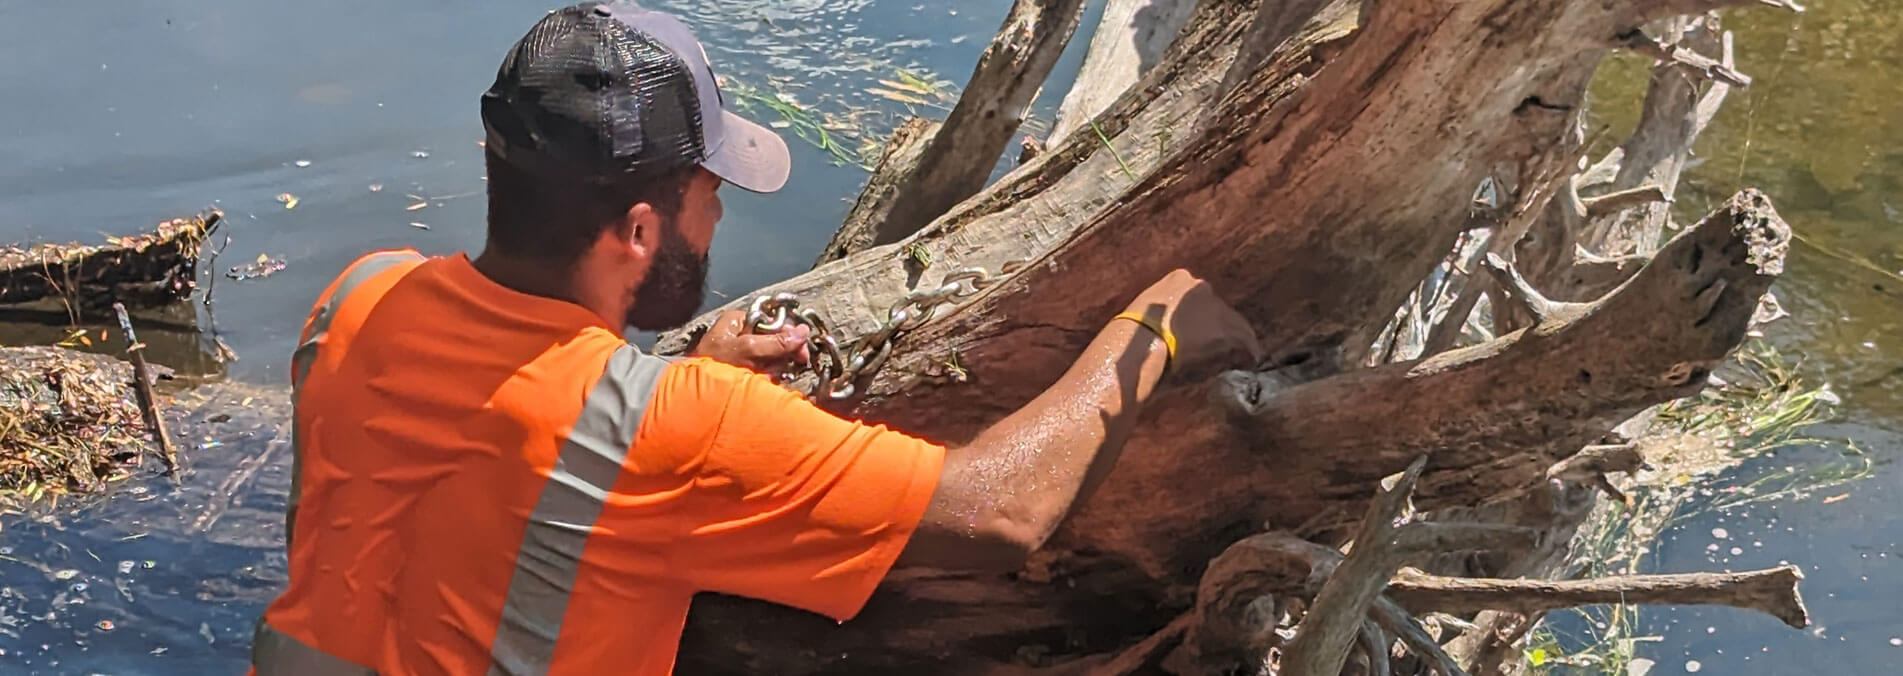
[
  {"x1": 1619, "y1": 29, "x2": 1752, "y2": 88},
  {"x1": 815, "y1": 118, "x2": 942, "y2": 266},
  {"x1": 1371, "y1": 598, "x2": 1467, "y2": 676},
  {"x1": 1477, "y1": 253, "x2": 1585, "y2": 326},
  {"x1": 1048, "y1": 0, "x2": 1197, "y2": 146},
  {"x1": 870, "y1": 0, "x2": 1090, "y2": 248},
  {"x1": 1583, "y1": 185, "x2": 1671, "y2": 217},
  {"x1": 112, "y1": 303, "x2": 177, "y2": 475},
  {"x1": 1358, "y1": 620, "x2": 1392, "y2": 676},
  {"x1": 1387, "y1": 566, "x2": 1812, "y2": 629},
  {"x1": 1281, "y1": 456, "x2": 1427, "y2": 676},
  {"x1": 1546, "y1": 442, "x2": 1645, "y2": 481}
]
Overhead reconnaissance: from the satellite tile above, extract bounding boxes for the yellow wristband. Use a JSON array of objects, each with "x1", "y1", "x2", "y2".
[{"x1": 1113, "y1": 311, "x2": 1177, "y2": 368}]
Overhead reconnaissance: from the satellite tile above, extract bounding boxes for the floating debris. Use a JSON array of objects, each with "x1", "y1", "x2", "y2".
[
  {"x1": 95, "y1": 620, "x2": 114, "y2": 631},
  {"x1": 1685, "y1": 659, "x2": 1702, "y2": 672},
  {"x1": 275, "y1": 193, "x2": 299, "y2": 210},
  {"x1": 54, "y1": 569, "x2": 78, "y2": 581},
  {"x1": 227, "y1": 254, "x2": 287, "y2": 282},
  {"x1": 1, "y1": 210, "x2": 222, "y2": 310},
  {"x1": 369, "y1": 183, "x2": 384, "y2": 192},
  {"x1": 409, "y1": 222, "x2": 430, "y2": 230},
  {"x1": 406, "y1": 202, "x2": 428, "y2": 211},
  {"x1": 293, "y1": 160, "x2": 312, "y2": 168},
  {"x1": 410, "y1": 150, "x2": 430, "y2": 159},
  {"x1": 1712, "y1": 527, "x2": 1729, "y2": 539},
  {"x1": 117, "y1": 561, "x2": 134, "y2": 575},
  {"x1": 1, "y1": 348, "x2": 150, "y2": 504}
]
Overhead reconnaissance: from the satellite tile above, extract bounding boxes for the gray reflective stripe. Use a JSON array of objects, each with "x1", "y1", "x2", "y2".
[
  {"x1": 286, "y1": 251, "x2": 425, "y2": 547},
  {"x1": 487, "y1": 345, "x2": 670, "y2": 675},
  {"x1": 252, "y1": 620, "x2": 378, "y2": 676}
]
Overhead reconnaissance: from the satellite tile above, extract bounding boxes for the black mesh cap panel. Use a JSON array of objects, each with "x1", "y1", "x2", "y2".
[{"x1": 480, "y1": 4, "x2": 706, "y2": 182}]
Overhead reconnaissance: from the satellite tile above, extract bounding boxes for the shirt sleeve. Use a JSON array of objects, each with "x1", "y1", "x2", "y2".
[{"x1": 624, "y1": 357, "x2": 945, "y2": 622}]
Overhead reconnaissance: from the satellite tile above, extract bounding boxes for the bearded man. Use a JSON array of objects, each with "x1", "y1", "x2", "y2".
[{"x1": 248, "y1": 3, "x2": 1260, "y2": 674}]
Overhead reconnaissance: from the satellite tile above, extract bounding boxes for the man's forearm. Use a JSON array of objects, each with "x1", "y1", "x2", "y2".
[{"x1": 902, "y1": 317, "x2": 1170, "y2": 569}]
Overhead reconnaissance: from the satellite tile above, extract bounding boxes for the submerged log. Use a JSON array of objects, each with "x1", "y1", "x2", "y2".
[{"x1": 0, "y1": 210, "x2": 222, "y2": 313}]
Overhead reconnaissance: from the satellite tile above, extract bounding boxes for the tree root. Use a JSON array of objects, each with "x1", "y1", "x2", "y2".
[{"x1": 1158, "y1": 451, "x2": 1808, "y2": 675}]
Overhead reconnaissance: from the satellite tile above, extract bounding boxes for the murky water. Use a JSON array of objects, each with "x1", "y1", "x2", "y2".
[{"x1": 0, "y1": 0, "x2": 1897, "y2": 672}]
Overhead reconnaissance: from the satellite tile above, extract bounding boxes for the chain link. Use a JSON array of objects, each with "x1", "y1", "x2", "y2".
[{"x1": 746, "y1": 261, "x2": 1026, "y2": 400}]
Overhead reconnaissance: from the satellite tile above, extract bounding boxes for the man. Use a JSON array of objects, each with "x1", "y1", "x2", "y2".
[{"x1": 249, "y1": 3, "x2": 1260, "y2": 675}]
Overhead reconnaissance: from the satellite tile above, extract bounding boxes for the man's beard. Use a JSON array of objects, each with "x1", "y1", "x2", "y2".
[{"x1": 625, "y1": 223, "x2": 709, "y2": 332}]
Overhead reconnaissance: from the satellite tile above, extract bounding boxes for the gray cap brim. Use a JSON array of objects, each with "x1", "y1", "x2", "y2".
[{"x1": 703, "y1": 110, "x2": 791, "y2": 193}]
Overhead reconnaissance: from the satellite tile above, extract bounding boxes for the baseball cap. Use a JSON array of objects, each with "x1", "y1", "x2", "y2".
[{"x1": 480, "y1": 2, "x2": 791, "y2": 193}]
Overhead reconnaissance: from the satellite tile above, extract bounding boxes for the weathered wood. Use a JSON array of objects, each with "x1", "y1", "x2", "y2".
[
  {"x1": 869, "y1": 0, "x2": 1091, "y2": 249},
  {"x1": 112, "y1": 302, "x2": 177, "y2": 475},
  {"x1": 1047, "y1": 0, "x2": 1198, "y2": 147},
  {"x1": 1370, "y1": 598, "x2": 1467, "y2": 676},
  {"x1": 813, "y1": 117, "x2": 942, "y2": 266},
  {"x1": 1282, "y1": 458, "x2": 1426, "y2": 676},
  {"x1": 662, "y1": 0, "x2": 1789, "y2": 669},
  {"x1": 1587, "y1": 16, "x2": 1733, "y2": 253},
  {"x1": 1201, "y1": 191, "x2": 1785, "y2": 525},
  {"x1": 0, "y1": 210, "x2": 221, "y2": 313},
  {"x1": 1386, "y1": 566, "x2": 1811, "y2": 629}
]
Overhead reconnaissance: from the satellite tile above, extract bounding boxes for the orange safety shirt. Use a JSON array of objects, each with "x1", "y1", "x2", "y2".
[{"x1": 250, "y1": 250, "x2": 945, "y2": 675}]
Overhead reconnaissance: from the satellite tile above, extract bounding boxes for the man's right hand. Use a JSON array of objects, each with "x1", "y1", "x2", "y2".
[
  {"x1": 1123, "y1": 269, "x2": 1263, "y2": 379},
  {"x1": 689, "y1": 310, "x2": 812, "y2": 378}
]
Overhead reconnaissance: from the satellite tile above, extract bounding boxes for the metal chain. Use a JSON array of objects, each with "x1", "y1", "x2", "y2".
[{"x1": 746, "y1": 261, "x2": 1026, "y2": 400}]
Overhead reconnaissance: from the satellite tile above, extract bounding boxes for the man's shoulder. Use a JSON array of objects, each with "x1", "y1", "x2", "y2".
[{"x1": 308, "y1": 249, "x2": 431, "y2": 317}]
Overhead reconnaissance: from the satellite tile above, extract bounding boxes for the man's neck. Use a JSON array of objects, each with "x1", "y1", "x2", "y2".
[{"x1": 471, "y1": 249, "x2": 622, "y2": 327}]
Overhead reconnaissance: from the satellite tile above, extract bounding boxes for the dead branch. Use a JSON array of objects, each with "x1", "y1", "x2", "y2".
[
  {"x1": 1618, "y1": 29, "x2": 1752, "y2": 88},
  {"x1": 1208, "y1": 190, "x2": 1790, "y2": 520},
  {"x1": 1370, "y1": 598, "x2": 1467, "y2": 676},
  {"x1": 1281, "y1": 457, "x2": 1427, "y2": 676},
  {"x1": 1049, "y1": 0, "x2": 1198, "y2": 146},
  {"x1": 1387, "y1": 566, "x2": 1811, "y2": 629},
  {"x1": 1545, "y1": 442, "x2": 1644, "y2": 481},
  {"x1": 815, "y1": 118, "x2": 942, "y2": 266},
  {"x1": 112, "y1": 303, "x2": 177, "y2": 475},
  {"x1": 1477, "y1": 253, "x2": 1588, "y2": 326},
  {"x1": 1357, "y1": 620, "x2": 1392, "y2": 676},
  {"x1": 1583, "y1": 185, "x2": 1671, "y2": 217},
  {"x1": 871, "y1": 0, "x2": 1090, "y2": 248}
]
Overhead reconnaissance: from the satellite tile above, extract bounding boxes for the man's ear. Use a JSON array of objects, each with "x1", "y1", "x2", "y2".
[{"x1": 615, "y1": 201, "x2": 663, "y2": 259}]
